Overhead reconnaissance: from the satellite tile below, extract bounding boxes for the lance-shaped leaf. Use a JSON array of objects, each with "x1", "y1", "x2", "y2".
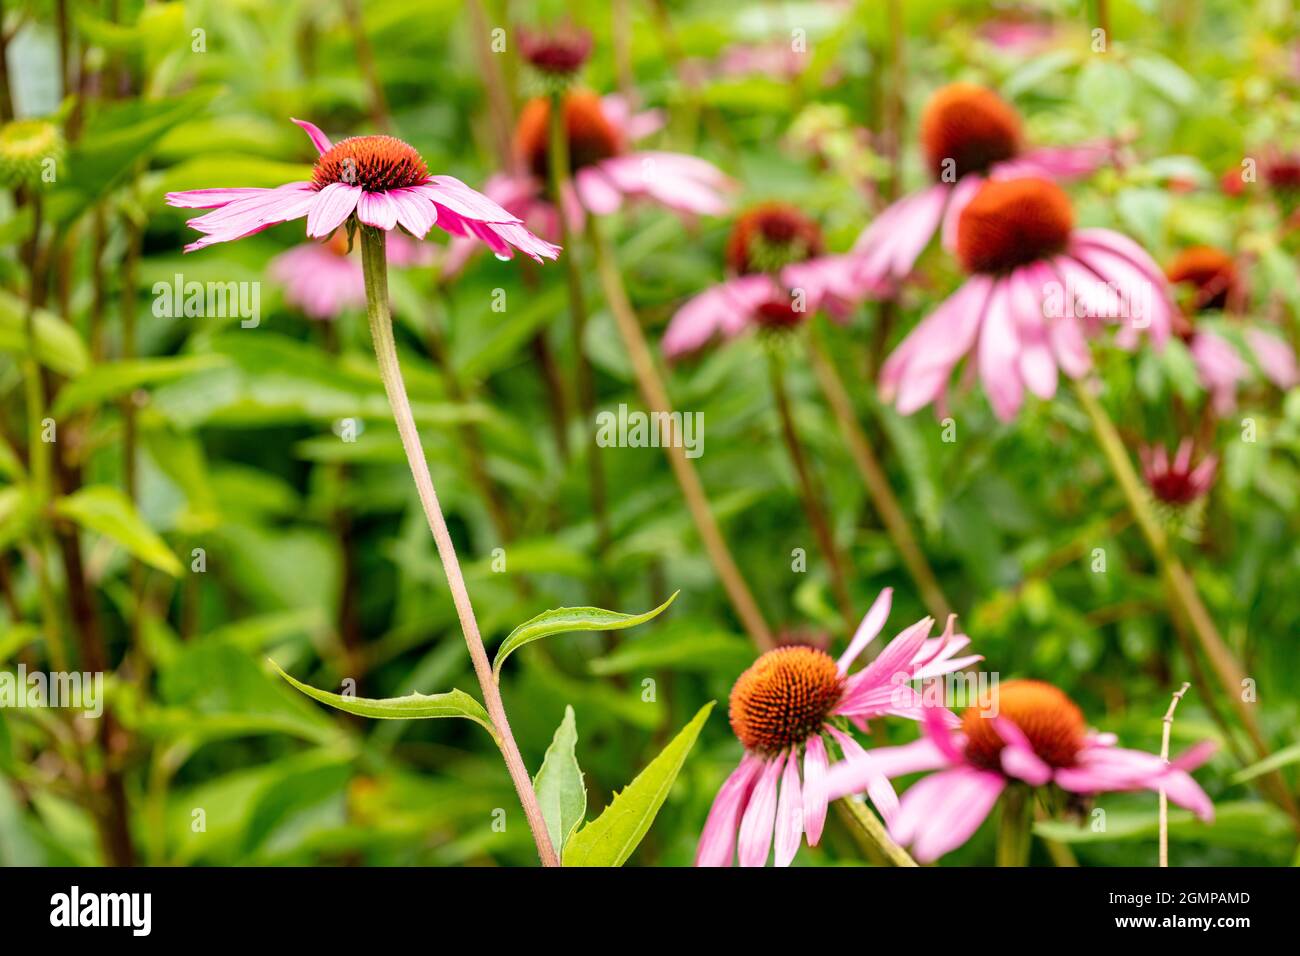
[
  {"x1": 53, "y1": 485, "x2": 182, "y2": 576},
  {"x1": 270, "y1": 661, "x2": 498, "y2": 744},
  {"x1": 563, "y1": 700, "x2": 714, "y2": 867},
  {"x1": 533, "y1": 706, "x2": 586, "y2": 855},
  {"x1": 492, "y1": 592, "x2": 678, "y2": 681}
]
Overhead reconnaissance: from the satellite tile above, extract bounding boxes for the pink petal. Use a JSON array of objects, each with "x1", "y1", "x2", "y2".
[
  {"x1": 357, "y1": 191, "x2": 398, "y2": 231},
  {"x1": 695, "y1": 754, "x2": 764, "y2": 867},
  {"x1": 827, "y1": 726, "x2": 899, "y2": 824},
  {"x1": 421, "y1": 175, "x2": 525, "y2": 223},
  {"x1": 836, "y1": 587, "x2": 893, "y2": 674},
  {"x1": 574, "y1": 167, "x2": 624, "y2": 215},
  {"x1": 993, "y1": 718, "x2": 1052, "y2": 785},
  {"x1": 306, "y1": 182, "x2": 362, "y2": 238},
  {"x1": 387, "y1": 187, "x2": 439, "y2": 239},
  {"x1": 828, "y1": 737, "x2": 950, "y2": 794},
  {"x1": 773, "y1": 751, "x2": 804, "y2": 867},
  {"x1": 802, "y1": 735, "x2": 830, "y2": 846},
  {"x1": 291, "y1": 118, "x2": 334, "y2": 155},
  {"x1": 977, "y1": 279, "x2": 1025, "y2": 421},
  {"x1": 884, "y1": 275, "x2": 994, "y2": 415},
  {"x1": 1245, "y1": 327, "x2": 1300, "y2": 388},
  {"x1": 662, "y1": 275, "x2": 777, "y2": 357},
  {"x1": 165, "y1": 187, "x2": 275, "y2": 209},
  {"x1": 891, "y1": 767, "x2": 1004, "y2": 862},
  {"x1": 737, "y1": 757, "x2": 783, "y2": 867}
]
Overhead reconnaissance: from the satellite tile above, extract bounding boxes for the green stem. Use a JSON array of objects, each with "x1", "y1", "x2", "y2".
[
  {"x1": 547, "y1": 89, "x2": 612, "y2": 582},
  {"x1": 837, "y1": 795, "x2": 918, "y2": 867},
  {"x1": 359, "y1": 226, "x2": 559, "y2": 867},
  {"x1": 1072, "y1": 378, "x2": 1299, "y2": 826},
  {"x1": 586, "y1": 215, "x2": 774, "y2": 650},
  {"x1": 996, "y1": 785, "x2": 1032, "y2": 866}
]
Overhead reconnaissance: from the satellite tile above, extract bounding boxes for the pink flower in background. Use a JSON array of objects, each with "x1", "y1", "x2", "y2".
[
  {"x1": 1165, "y1": 246, "x2": 1299, "y2": 414},
  {"x1": 269, "y1": 231, "x2": 432, "y2": 320},
  {"x1": 825, "y1": 680, "x2": 1216, "y2": 863},
  {"x1": 853, "y1": 83, "x2": 1109, "y2": 289},
  {"x1": 695, "y1": 588, "x2": 980, "y2": 867},
  {"x1": 880, "y1": 177, "x2": 1174, "y2": 421},
  {"x1": 446, "y1": 92, "x2": 732, "y2": 276},
  {"x1": 1140, "y1": 439, "x2": 1217, "y2": 506},
  {"x1": 165, "y1": 118, "x2": 559, "y2": 262},
  {"x1": 663, "y1": 203, "x2": 884, "y2": 356}
]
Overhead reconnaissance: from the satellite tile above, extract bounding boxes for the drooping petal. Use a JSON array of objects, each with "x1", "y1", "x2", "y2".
[
  {"x1": 827, "y1": 726, "x2": 899, "y2": 824},
  {"x1": 357, "y1": 191, "x2": 398, "y2": 231},
  {"x1": 736, "y1": 757, "x2": 783, "y2": 867},
  {"x1": 1244, "y1": 327, "x2": 1300, "y2": 389},
  {"x1": 662, "y1": 274, "x2": 778, "y2": 357},
  {"x1": 180, "y1": 182, "x2": 319, "y2": 251},
  {"x1": 694, "y1": 754, "x2": 764, "y2": 867},
  {"x1": 854, "y1": 183, "x2": 950, "y2": 286},
  {"x1": 993, "y1": 718, "x2": 1052, "y2": 785},
  {"x1": 773, "y1": 751, "x2": 805, "y2": 867},
  {"x1": 826, "y1": 736, "x2": 951, "y2": 797},
  {"x1": 574, "y1": 167, "x2": 624, "y2": 215},
  {"x1": 976, "y1": 279, "x2": 1025, "y2": 421},
  {"x1": 891, "y1": 767, "x2": 1004, "y2": 862},
  {"x1": 836, "y1": 587, "x2": 893, "y2": 674},
  {"x1": 165, "y1": 187, "x2": 276, "y2": 210},
  {"x1": 386, "y1": 187, "x2": 439, "y2": 239},
  {"x1": 306, "y1": 182, "x2": 363, "y2": 238},
  {"x1": 802, "y1": 735, "x2": 830, "y2": 846}
]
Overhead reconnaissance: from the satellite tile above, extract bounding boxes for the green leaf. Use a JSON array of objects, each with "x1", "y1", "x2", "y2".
[
  {"x1": 53, "y1": 485, "x2": 182, "y2": 575},
  {"x1": 52, "y1": 355, "x2": 227, "y2": 417},
  {"x1": 563, "y1": 700, "x2": 714, "y2": 867},
  {"x1": 493, "y1": 592, "x2": 678, "y2": 681},
  {"x1": 532, "y1": 706, "x2": 587, "y2": 855},
  {"x1": 270, "y1": 661, "x2": 498, "y2": 743},
  {"x1": 1129, "y1": 54, "x2": 1198, "y2": 106},
  {"x1": 1229, "y1": 743, "x2": 1300, "y2": 784},
  {"x1": 0, "y1": 290, "x2": 90, "y2": 377}
]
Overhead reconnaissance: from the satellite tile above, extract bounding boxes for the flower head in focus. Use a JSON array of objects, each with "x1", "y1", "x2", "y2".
[
  {"x1": 880, "y1": 177, "x2": 1173, "y2": 421},
  {"x1": 695, "y1": 588, "x2": 980, "y2": 867},
  {"x1": 165, "y1": 118, "x2": 559, "y2": 262},
  {"x1": 825, "y1": 679, "x2": 1216, "y2": 863}
]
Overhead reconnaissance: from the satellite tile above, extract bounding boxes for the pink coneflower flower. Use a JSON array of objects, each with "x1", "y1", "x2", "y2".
[
  {"x1": 165, "y1": 118, "x2": 559, "y2": 262},
  {"x1": 695, "y1": 588, "x2": 981, "y2": 867},
  {"x1": 853, "y1": 83, "x2": 1109, "y2": 288},
  {"x1": 269, "y1": 231, "x2": 432, "y2": 320},
  {"x1": 663, "y1": 203, "x2": 883, "y2": 356},
  {"x1": 1140, "y1": 439, "x2": 1217, "y2": 506},
  {"x1": 517, "y1": 22, "x2": 593, "y2": 77},
  {"x1": 1165, "y1": 246, "x2": 1299, "y2": 414},
  {"x1": 880, "y1": 177, "x2": 1173, "y2": 421},
  {"x1": 826, "y1": 680, "x2": 1216, "y2": 863}
]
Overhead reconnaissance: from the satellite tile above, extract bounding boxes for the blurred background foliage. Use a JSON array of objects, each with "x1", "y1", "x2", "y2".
[{"x1": 0, "y1": 0, "x2": 1298, "y2": 866}]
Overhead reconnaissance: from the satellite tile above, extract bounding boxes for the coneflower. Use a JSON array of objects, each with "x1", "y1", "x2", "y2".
[
  {"x1": 165, "y1": 119, "x2": 563, "y2": 867},
  {"x1": 1140, "y1": 438, "x2": 1217, "y2": 506},
  {"x1": 826, "y1": 680, "x2": 1215, "y2": 864},
  {"x1": 1165, "y1": 246, "x2": 1298, "y2": 414},
  {"x1": 853, "y1": 83, "x2": 1109, "y2": 289},
  {"x1": 696, "y1": 588, "x2": 980, "y2": 866},
  {"x1": 880, "y1": 176, "x2": 1172, "y2": 421}
]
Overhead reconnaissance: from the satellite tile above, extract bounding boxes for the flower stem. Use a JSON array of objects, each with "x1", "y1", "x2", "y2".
[
  {"x1": 836, "y1": 795, "x2": 918, "y2": 867},
  {"x1": 359, "y1": 226, "x2": 560, "y2": 867},
  {"x1": 586, "y1": 215, "x2": 774, "y2": 650},
  {"x1": 996, "y1": 785, "x2": 1032, "y2": 866},
  {"x1": 1160, "y1": 682, "x2": 1191, "y2": 867},
  {"x1": 767, "y1": 350, "x2": 856, "y2": 634},
  {"x1": 547, "y1": 89, "x2": 613, "y2": 585},
  {"x1": 808, "y1": 328, "x2": 953, "y2": 622},
  {"x1": 1072, "y1": 378, "x2": 1300, "y2": 826}
]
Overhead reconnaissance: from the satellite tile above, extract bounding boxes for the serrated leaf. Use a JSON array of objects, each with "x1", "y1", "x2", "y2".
[
  {"x1": 53, "y1": 485, "x2": 182, "y2": 575},
  {"x1": 563, "y1": 701, "x2": 714, "y2": 867},
  {"x1": 270, "y1": 661, "x2": 498, "y2": 743},
  {"x1": 533, "y1": 706, "x2": 586, "y2": 854},
  {"x1": 492, "y1": 592, "x2": 678, "y2": 681}
]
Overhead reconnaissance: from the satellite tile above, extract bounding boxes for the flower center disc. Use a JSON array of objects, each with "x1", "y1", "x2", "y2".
[
  {"x1": 726, "y1": 202, "x2": 825, "y2": 275},
  {"x1": 956, "y1": 177, "x2": 1074, "y2": 274},
  {"x1": 1166, "y1": 246, "x2": 1236, "y2": 312},
  {"x1": 312, "y1": 135, "x2": 429, "y2": 192},
  {"x1": 515, "y1": 91, "x2": 624, "y2": 179},
  {"x1": 920, "y1": 83, "x2": 1023, "y2": 181},
  {"x1": 961, "y1": 679, "x2": 1086, "y2": 771},
  {"x1": 729, "y1": 646, "x2": 844, "y2": 754}
]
